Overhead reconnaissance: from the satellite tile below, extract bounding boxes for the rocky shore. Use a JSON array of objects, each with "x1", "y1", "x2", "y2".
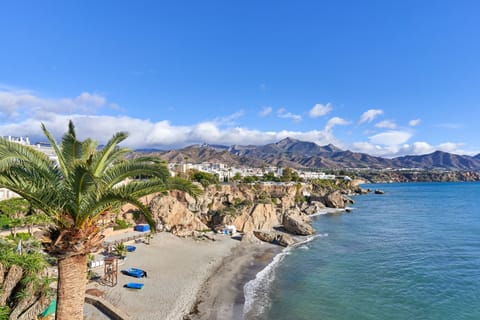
[{"x1": 116, "y1": 180, "x2": 363, "y2": 248}]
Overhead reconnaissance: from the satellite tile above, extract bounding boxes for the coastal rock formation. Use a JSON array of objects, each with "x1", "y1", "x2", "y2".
[
  {"x1": 253, "y1": 230, "x2": 295, "y2": 247},
  {"x1": 125, "y1": 181, "x2": 360, "y2": 239},
  {"x1": 241, "y1": 231, "x2": 263, "y2": 244},
  {"x1": 232, "y1": 203, "x2": 280, "y2": 233},
  {"x1": 320, "y1": 190, "x2": 354, "y2": 208},
  {"x1": 149, "y1": 194, "x2": 208, "y2": 233},
  {"x1": 323, "y1": 190, "x2": 346, "y2": 208},
  {"x1": 283, "y1": 213, "x2": 315, "y2": 235},
  {"x1": 301, "y1": 201, "x2": 325, "y2": 215}
]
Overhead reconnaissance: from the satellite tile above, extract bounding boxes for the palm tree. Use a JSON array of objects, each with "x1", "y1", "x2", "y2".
[
  {"x1": 0, "y1": 121, "x2": 200, "y2": 320},
  {"x1": 0, "y1": 241, "x2": 53, "y2": 320}
]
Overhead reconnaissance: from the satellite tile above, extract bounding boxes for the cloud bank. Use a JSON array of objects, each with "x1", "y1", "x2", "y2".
[{"x1": 0, "y1": 88, "x2": 472, "y2": 157}]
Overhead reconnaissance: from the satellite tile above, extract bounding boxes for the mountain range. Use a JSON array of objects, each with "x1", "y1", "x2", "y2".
[{"x1": 147, "y1": 138, "x2": 480, "y2": 171}]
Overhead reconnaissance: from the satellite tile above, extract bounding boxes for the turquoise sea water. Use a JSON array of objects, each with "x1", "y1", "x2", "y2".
[{"x1": 245, "y1": 182, "x2": 480, "y2": 320}]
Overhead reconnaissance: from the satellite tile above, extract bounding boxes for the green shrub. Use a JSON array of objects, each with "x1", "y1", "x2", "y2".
[
  {"x1": 113, "y1": 242, "x2": 127, "y2": 257},
  {"x1": 113, "y1": 219, "x2": 131, "y2": 230},
  {"x1": 0, "y1": 305, "x2": 11, "y2": 320},
  {"x1": 5, "y1": 232, "x2": 33, "y2": 241}
]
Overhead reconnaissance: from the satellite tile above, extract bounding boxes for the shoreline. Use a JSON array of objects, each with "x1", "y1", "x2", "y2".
[
  {"x1": 84, "y1": 220, "x2": 328, "y2": 319},
  {"x1": 187, "y1": 232, "x2": 322, "y2": 320},
  {"x1": 186, "y1": 241, "x2": 281, "y2": 320}
]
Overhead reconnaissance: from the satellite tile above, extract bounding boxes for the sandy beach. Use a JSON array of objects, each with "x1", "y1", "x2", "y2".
[
  {"x1": 85, "y1": 231, "x2": 276, "y2": 320},
  {"x1": 186, "y1": 242, "x2": 281, "y2": 320}
]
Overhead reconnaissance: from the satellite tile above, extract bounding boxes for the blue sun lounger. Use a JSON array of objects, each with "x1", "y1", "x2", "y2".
[
  {"x1": 124, "y1": 282, "x2": 144, "y2": 289},
  {"x1": 122, "y1": 268, "x2": 145, "y2": 278}
]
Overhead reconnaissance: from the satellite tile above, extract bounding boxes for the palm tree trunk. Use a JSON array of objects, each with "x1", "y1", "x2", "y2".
[
  {"x1": 16, "y1": 296, "x2": 50, "y2": 320},
  {"x1": 0, "y1": 264, "x2": 23, "y2": 305},
  {"x1": 0, "y1": 263, "x2": 4, "y2": 284},
  {"x1": 9, "y1": 283, "x2": 35, "y2": 320},
  {"x1": 55, "y1": 254, "x2": 87, "y2": 320}
]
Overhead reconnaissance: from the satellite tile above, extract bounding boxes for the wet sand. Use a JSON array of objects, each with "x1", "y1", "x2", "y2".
[{"x1": 186, "y1": 242, "x2": 281, "y2": 320}]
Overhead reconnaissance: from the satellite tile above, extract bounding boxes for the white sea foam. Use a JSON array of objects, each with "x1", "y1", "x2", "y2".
[
  {"x1": 243, "y1": 233, "x2": 327, "y2": 318},
  {"x1": 309, "y1": 208, "x2": 344, "y2": 217}
]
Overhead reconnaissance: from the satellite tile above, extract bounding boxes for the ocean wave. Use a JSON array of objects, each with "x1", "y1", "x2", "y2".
[
  {"x1": 309, "y1": 208, "x2": 345, "y2": 217},
  {"x1": 243, "y1": 233, "x2": 326, "y2": 318}
]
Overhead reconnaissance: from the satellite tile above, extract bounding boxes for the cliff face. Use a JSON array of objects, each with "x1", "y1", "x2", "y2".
[
  {"x1": 359, "y1": 170, "x2": 480, "y2": 183},
  {"x1": 139, "y1": 182, "x2": 358, "y2": 240}
]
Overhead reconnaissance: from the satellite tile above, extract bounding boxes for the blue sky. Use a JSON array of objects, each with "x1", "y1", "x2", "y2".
[{"x1": 0, "y1": 1, "x2": 479, "y2": 157}]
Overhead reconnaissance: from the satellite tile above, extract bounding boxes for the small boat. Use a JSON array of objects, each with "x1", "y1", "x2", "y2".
[
  {"x1": 122, "y1": 268, "x2": 145, "y2": 278},
  {"x1": 124, "y1": 282, "x2": 144, "y2": 289},
  {"x1": 126, "y1": 245, "x2": 136, "y2": 252}
]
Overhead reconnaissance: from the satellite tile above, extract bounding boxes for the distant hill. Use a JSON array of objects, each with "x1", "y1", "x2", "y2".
[
  {"x1": 139, "y1": 137, "x2": 480, "y2": 171},
  {"x1": 392, "y1": 151, "x2": 480, "y2": 170},
  {"x1": 230, "y1": 138, "x2": 393, "y2": 169},
  {"x1": 145, "y1": 144, "x2": 265, "y2": 167}
]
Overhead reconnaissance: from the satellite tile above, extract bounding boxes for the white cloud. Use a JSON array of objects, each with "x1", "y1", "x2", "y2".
[
  {"x1": 259, "y1": 106, "x2": 272, "y2": 116},
  {"x1": 408, "y1": 118, "x2": 421, "y2": 127},
  {"x1": 408, "y1": 142, "x2": 435, "y2": 154},
  {"x1": 0, "y1": 113, "x2": 348, "y2": 149},
  {"x1": 309, "y1": 103, "x2": 332, "y2": 118},
  {"x1": 351, "y1": 141, "x2": 381, "y2": 154},
  {"x1": 351, "y1": 139, "x2": 476, "y2": 157},
  {"x1": 437, "y1": 142, "x2": 465, "y2": 153},
  {"x1": 277, "y1": 108, "x2": 302, "y2": 122},
  {"x1": 0, "y1": 89, "x2": 108, "y2": 120},
  {"x1": 375, "y1": 120, "x2": 397, "y2": 129},
  {"x1": 369, "y1": 130, "x2": 412, "y2": 146},
  {"x1": 325, "y1": 117, "x2": 350, "y2": 132},
  {"x1": 359, "y1": 109, "x2": 384, "y2": 124},
  {"x1": 213, "y1": 111, "x2": 244, "y2": 126}
]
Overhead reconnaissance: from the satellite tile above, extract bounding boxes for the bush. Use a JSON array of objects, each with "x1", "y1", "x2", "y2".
[
  {"x1": 5, "y1": 232, "x2": 33, "y2": 241},
  {"x1": 113, "y1": 219, "x2": 131, "y2": 230},
  {"x1": 233, "y1": 198, "x2": 253, "y2": 208},
  {"x1": 113, "y1": 242, "x2": 127, "y2": 257},
  {"x1": 188, "y1": 170, "x2": 219, "y2": 187}
]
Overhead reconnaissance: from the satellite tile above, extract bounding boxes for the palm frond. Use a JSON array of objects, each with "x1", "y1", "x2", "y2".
[
  {"x1": 60, "y1": 128, "x2": 83, "y2": 167},
  {"x1": 0, "y1": 175, "x2": 60, "y2": 216},
  {"x1": 90, "y1": 131, "x2": 129, "y2": 176},
  {"x1": 106, "y1": 179, "x2": 170, "y2": 198},
  {"x1": 102, "y1": 159, "x2": 170, "y2": 188},
  {"x1": 78, "y1": 192, "x2": 156, "y2": 231},
  {"x1": 167, "y1": 177, "x2": 202, "y2": 198},
  {"x1": 41, "y1": 122, "x2": 69, "y2": 176},
  {"x1": 0, "y1": 138, "x2": 55, "y2": 174}
]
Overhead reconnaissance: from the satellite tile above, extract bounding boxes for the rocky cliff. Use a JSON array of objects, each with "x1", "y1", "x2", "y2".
[
  {"x1": 119, "y1": 181, "x2": 361, "y2": 246},
  {"x1": 358, "y1": 170, "x2": 480, "y2": 183}
]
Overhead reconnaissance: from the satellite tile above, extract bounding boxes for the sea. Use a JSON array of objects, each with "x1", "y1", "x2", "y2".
[{"x1": 243, "y1": 182, "x2": 480, "y2": 320}]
